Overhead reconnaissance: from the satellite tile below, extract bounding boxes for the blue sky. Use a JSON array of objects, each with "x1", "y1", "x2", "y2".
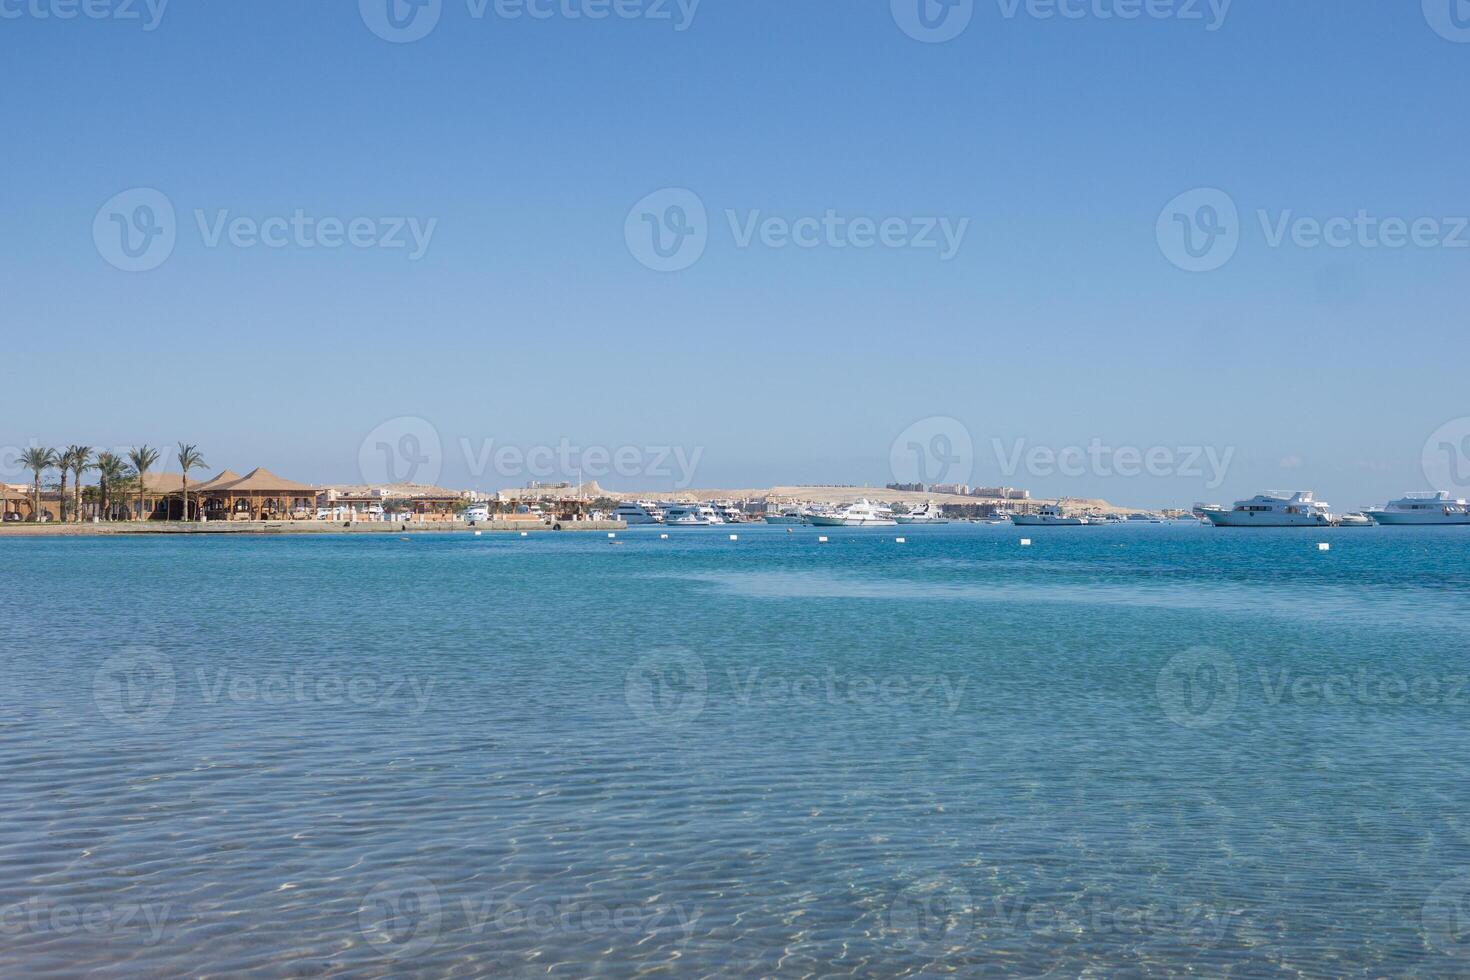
[{"x1": 2, "y1": 1, "x2": 1468, "y2": 507}]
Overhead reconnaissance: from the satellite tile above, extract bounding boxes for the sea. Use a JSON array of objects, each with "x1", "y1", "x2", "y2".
[{"x1": 3, "y1": 521, "x2": 1470, "y2": 977}]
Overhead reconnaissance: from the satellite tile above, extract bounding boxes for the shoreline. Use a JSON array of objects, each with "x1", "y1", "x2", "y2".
[{"x1": 0, "y1": 519, "x2": 626, "y2": 537}]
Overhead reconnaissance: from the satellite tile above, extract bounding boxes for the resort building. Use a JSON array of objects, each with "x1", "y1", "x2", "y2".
[
  {"x1": 186, "y1": 468, "x2": 319, "y2": 521},
  {"x1": 316, "y1": 484, "x2": 478, "y2": 522}
]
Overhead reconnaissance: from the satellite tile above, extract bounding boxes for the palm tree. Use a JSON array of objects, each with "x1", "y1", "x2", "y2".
[
  {"x1": 127, "y1": 445, "x2": 160, "y2": 521},
  {"x1": 177, "y1": 443, "x2": 206, "y2": 522},
  {"x1": 55, "y1": 447, "x2": 74, "y2": 522},
  {"x1": 66, "y1": 446, "x2": 93, "y2": 522},
  {"x1": 19, "y1": 448, "x2": 56, "y2": 522},
  {"x1": 95, "y1": 452, "x2": 126, "y2": 521}
]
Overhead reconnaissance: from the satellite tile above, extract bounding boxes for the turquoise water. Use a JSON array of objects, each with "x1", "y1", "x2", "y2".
[{"x1": 5, "y1": 523, "x2": 1470, "y2": 976}]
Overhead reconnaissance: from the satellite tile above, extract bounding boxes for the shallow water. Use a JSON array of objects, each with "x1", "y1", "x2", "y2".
[{"x1": 4, "y1": 523, "x2": 1470, "y2": 977}]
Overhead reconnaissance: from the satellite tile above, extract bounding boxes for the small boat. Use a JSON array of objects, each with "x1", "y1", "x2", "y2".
[
  {"x1": 764, "y1": 508, "x2": 808, "y2": 525},
  {"x1": 1203, "y1": 491, "x2": 1333, "y2": 527},
  {"x1": 1337, "y1": 512, "x2": 1374, "y2": 527},
  {"x1": 1012, "y1": 502, "x2": 1087, "y2": 526},
  {"x1": 894, "y1": 501, "x2": 949, "y2": 525},
  {"x1": 808, "y1": 499, "x2": 897, "y2": 527},
  {"x1": 1364, "y1": 491, "x2": 1470, "y2": 526}
]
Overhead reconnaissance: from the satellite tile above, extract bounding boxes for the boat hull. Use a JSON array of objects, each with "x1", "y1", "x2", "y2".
[
  {"x1": 1204, "y1": 510, "x2": 1331, "y2": 527},
  {"x1": 1364, "y1": 511, "x2": 1470, "y2": 525},
  {"x1": 893, "y1": 516, "x2": 949, "y2": 525},
  {"x1": 1011, "y1": 516, "x2": 1086, "y2": 526},
  {"x1": 808, "y1": 515, "x2": 896, "y2": 527}
]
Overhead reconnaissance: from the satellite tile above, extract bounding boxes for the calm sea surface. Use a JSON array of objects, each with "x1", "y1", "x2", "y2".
[{"x1": 4, "y1": 523, "x2": 1470, "y2": 977}]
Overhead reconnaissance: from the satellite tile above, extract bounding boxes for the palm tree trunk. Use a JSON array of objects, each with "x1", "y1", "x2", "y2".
[
  {"x1": 32, "y1": 475, "x2": 40, "y2": 522},
  {"x1": 74, "y1": 471, "x2": 83, "y2": 523},
  {"x1": 58, "y1": 472, "x2": 67, "y2": 523},
  {"x1": 182, "y1": 473, "x2": 189, "y2": 523}
]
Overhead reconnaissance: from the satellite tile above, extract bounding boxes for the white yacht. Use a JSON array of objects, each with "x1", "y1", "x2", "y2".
[
  {"x1": 1012, "y1": 502, "x2": 1086, "y2": 526},
  {"x1": 611, "y1": 501, "x2": 663, "y2": 525},
  {"x1": 711, "y1": 503, "x2": 745, "y2": 523},
  {"x1": 764, "y1": 508, "x2": 808, "y2": 525},
  {"x1": 1365, "y1": 492, "x2": 1470, "y2": 526},
  {"x1": 663, "y1": 504, "x2": 723, "y2": 526},
  {"x1": 1337, "y1": 512, "x2": 1374, "y2": 527},
  {"x1": 1203, "y1": 491, "x2": 1333, "y2": 527},
  {"x1": 808, "y1": 499, "x2": 897, "y2": 527},
  {"x1": 894, "y1": 501, "x2": 949, "y2": 525}
]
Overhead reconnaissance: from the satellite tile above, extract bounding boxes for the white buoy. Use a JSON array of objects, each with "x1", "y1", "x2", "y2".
[
  {"x1": 608, "y1": 532, "x2": 616, "y2": 539},
  {"x1": 729, "y1": 534, "x2": 738, "y2": 541},
  {"x1": 1318, "y1": 542, "x2": 1330, "y2": 551},
  {"x1": 818, "y1": 536, "x2": 828, "y2": 543},
  {"x1": 474, "y1": 530, "x2": 482, "y2": 537},
  {"x1": 520, "y1": 531, "x2": 528, "y2": 537},
  {"x1": 659, "y1": 533, "x2": 668, "y2": 540},
  {"x1": 1020, "y1": 538, "x2": 1032, "y2": 546},
  {"x1": 895, "y1": 537, "x2": 906, "y2": 544}
]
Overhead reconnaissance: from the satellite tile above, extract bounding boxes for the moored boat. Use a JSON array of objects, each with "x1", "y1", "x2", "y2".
[
  {"x1": 894, "y1": 501, "x2": 949, "y2": 525},
  {"x1": 1364, "y1": 492, "x2": 1470, "y2": 526},
  {"x1": 1203, "y1": 491, "x2": 1333, "y2": 527},
  {"x1": 1012, "y1": 502, "x2": 1087, "y2": 526},
  {"x1": 808, "y1": 499, "x2": 896, "y2": 527}
]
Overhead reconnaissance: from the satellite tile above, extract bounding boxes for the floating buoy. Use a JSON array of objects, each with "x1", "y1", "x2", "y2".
[
  {"x1": 786, "y1": 528, "x2": 792, "y2": 534},
  {"x1": 659, "y1": 533, "x2": 668, "y2": 540},
  {"x1": 474, "y1": 530, "x2": 482, "y2": 537},
  {"x1": 729, "y1": 534, "x2": 738, "y2": 541},
  {"x1": 520, "y1": 531, "x2": 528, "y2": 537},
  {"x1": 895, "y1": 537, "x2": 906, "y2": 544},
  {"x1": 818, "y1": 536, "x2": 828, "y2": 543},
  {"x1": 1318, "y1": 542, "x2": 1330, "y2": 551},
  {"x1": 608, "y1": 532, "x2": 616, "y2": 539},
  {"x1": 1020, "y1": 538, "x2": 1032, "y2": 546}
]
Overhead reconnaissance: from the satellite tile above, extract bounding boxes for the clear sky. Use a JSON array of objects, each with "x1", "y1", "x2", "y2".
[{"x1": 2, "y1": 1, "x2": 1467, "y2": 507}]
